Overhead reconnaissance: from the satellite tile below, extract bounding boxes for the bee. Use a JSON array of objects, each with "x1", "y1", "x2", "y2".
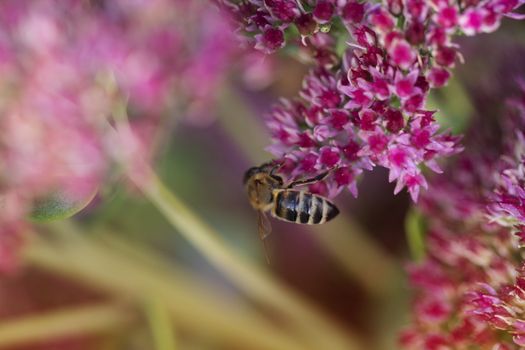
[{"x1": 243, "y1": 161, "x2": 339, "y2": 260}]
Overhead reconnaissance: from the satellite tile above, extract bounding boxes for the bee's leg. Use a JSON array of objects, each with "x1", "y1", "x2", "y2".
[
  {"x1": 266, "y1": 160, "x2": 285, "y2": 185},
  {"x1": 287, "y1": 169, "x2": 331, "y2": 188},
  {"x1": 269, "y1": 160, "x2": 285, "y2": 176}
]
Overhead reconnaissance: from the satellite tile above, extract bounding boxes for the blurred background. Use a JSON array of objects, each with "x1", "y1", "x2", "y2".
[{"x1": 0, "y1": 2, "x2": 524, "y2": 350}]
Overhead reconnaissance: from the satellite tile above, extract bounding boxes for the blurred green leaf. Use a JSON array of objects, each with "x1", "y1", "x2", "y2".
[
  {"x1": 428, "y1": 77, "x2": 474, "y2": 134},
  {"x1": 145, "y1": 297, "x2": 177, "y2": 350},
  {"x1": 404, "y1": 208, "x2": 426, "y2": 262}
]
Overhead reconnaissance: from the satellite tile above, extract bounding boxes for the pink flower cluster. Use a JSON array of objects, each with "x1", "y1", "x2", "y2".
[
  {"x1": 225, "y1": 0, "x2": 525, "y2": 54},
  {"x1": 266, "y1": 67, "x2": 461, "y2": 200},
  {"x1": 401, "y1": 226, "x2": 521, "y2": 349},
  {"x1": 401, "y1": 163, "x2": 522, "y2": 348},
  {"x1": 226, "y1": 0, "x2": 524, "y2": 201},
  {"x1": 401, "y1": 85, "x2": 525, "y2": 349},
  {"x1": 488, "y1": 83, "x2": 525, "y2": 232},
  {"x1": 0, "y1": 0, "x2": 235, "y2": 272}
]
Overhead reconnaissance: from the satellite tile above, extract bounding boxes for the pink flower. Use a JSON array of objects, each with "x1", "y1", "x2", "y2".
[
  {"x1": 394, "y1": 71, "x2": 420, "y2": 98},
  {"x1": 313, "y1": 1, "x2": 335, "y2": 23},
  {"x1": 402, "y1": 83, "x2": 525, "y2": 349},
  {"x1": 255, "y1": 27, "x2": 285, "y2": 53},
  {"x1": 460, "y1": 8, "x2": 486, "y2": 35},
  {"x1": 435, "y1": 46, "x2": 457, "y2": 67},
  {"x1": 228, "y1": 0, "x2": 524, "y2": 203},
  {"x1": 436, "y1": 6, "x2": 459, "y2": 28},
  {"x1": 388, "y1": 39, "x2": 417, "y2": 70},
  {"x1": 427, "y1": 67, "x2": 451, "y2": 88},
  {"x1": 488, "y1": 84, "x2": 525, "y2": 229},
  {"x1": 264, "y1": 0, "x2": 300, "y2": 22},
  {"x1": 370, "y1": 8, "x2": 396, "y2": 32},
  {"x1": 266, "y1": 66, "x2": 460, "y2": 201},
  {"x1": 226, "y1": 0, "x2": 524, "y2": 55},
  {"x1": 0, "y1": 0, "x2": 236, "y2": 272},
  {"x1": 341, "y1": 1, "x2": 365, "y2": 23},
  {"x1": 295, "y1": 13, "x2": 317, "y2": 36}
]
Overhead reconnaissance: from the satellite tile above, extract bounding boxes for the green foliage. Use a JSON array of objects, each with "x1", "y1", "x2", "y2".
[
  {"x1": 429, "y1": 77, "x2": 474, "y2": 134},
  {"x1": 404, "y1": 208, "x2": 427, "y2": 262}
]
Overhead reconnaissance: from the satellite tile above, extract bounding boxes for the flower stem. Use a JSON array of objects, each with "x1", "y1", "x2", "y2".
[
  {"x1": 137, "y1": 173, "x2": 364, "y2": 350},
  {"x1": 109, "y1": 90, "x2": 363, "y2": 349},
  {"x1": 0, "y1": 303, "x2": 132, "y2": 348},
  {"x1": 24, "y1": 227, "x2": 316, "y2": 350},
  {"x1": 144, "y1": 297, "x2": 177, "y2": 350},
  {"x1": 404, "y1": 208, "x2": 427, "y2": 262}
]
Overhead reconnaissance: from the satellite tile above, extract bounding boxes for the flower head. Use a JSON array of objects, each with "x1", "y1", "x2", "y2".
[
  {"x1": 402, "y1": 83, "x2": 525, "y2": 349},
  {"x1": 488, "y1": 83, "x2": 525, "y2": 230},
  {"x1": 225, "y1": 0, "x2": 523, "y2": 201}
]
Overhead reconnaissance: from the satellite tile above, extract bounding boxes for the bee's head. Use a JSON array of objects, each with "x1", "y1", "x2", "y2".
[
  {"x1": 243, "y1": 166, "x2": 262, "y2": 185},
  {"x1": 243, "y1": 164, "x2": 283, "y2": 186}
]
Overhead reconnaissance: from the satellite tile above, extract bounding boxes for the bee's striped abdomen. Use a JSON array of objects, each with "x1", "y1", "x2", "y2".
[{"x1": 273, "y1": 190, "x2": 339, "y2": 225}]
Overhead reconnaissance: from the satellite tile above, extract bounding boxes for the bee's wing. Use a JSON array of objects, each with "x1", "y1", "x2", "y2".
[{"x1": 257, "y1": 210, "x2": 272, "y2": 264}]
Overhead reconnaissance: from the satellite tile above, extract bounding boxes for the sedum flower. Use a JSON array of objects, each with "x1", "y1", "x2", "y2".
[
  {"x1": 226, "y1": 0, "x2": 523, "y2": 201},
  {"x1": 401, "y1": 226, "x2": 521, "y2": 349},
  {"x1": 401, "y1": 84, "x2": 525, "y2": 349},
  {"x1": 266, "y1": 68, "x2": 460, "y2": 200},
  {"x1": 224, "y1": 0, "x2": 524, "y2": 55},
  {"x1": 488, "y1": 83, "x2": 525, "y2": 231}
]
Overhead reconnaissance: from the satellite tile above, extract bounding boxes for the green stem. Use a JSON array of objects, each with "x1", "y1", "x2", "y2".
[
  {"x1": 216, "y1": 86, "x2": 270, "y2": 163},
  {"x1": 108, "y1": 91, "x2": 363, "y2": 349},
  {"x1": 144, "y1": 298, "x2": 177, "y2": 350},
  {"x1": 136, "y1": 173, "x2": 363, "y2": 350},
  {"x1": 0, "y1": 303, "x2": 132, "y2": 348},
  {"x1": 24, "y1": 228, "x2": 313, "y2": 350},
  {"x1": 404, "y1": 208, "x2": 427, "y2": 262}
]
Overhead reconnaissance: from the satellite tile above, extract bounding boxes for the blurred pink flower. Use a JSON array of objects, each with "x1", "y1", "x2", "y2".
[
  {"x1": 401, "y1": 83, "x2": 525, "y2": 349},
  {"x1": 488, "y1": 83, "x2": 525, "y2": 231},
  {"x1": 0, "y1": 0, "x2": 236, "y2": 272}
]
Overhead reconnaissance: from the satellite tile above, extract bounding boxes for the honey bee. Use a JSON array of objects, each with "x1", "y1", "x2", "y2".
[{"x1": 243, "y1": 162, "x2": 339, "y2": 260}]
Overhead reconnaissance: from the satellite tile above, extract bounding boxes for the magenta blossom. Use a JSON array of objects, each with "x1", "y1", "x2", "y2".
[
  {"x1": 227, "y1": 0, "x2": 523, "y2": 201},
  {"x1": 401, "y1": 83, "x2": 525, "y2": 349},
  {"x1": 224, "y1": 0, "x2": 524, "y2": 55},
  {"x1": 488, "y1": 83, "x2": 525, "y2": 231},
  {"x1": 266, "y1": 68, "x2": 460, "y2": 200},
  {"x1": 400, "y1": 151, "x2": 523, "y2": 348}
]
